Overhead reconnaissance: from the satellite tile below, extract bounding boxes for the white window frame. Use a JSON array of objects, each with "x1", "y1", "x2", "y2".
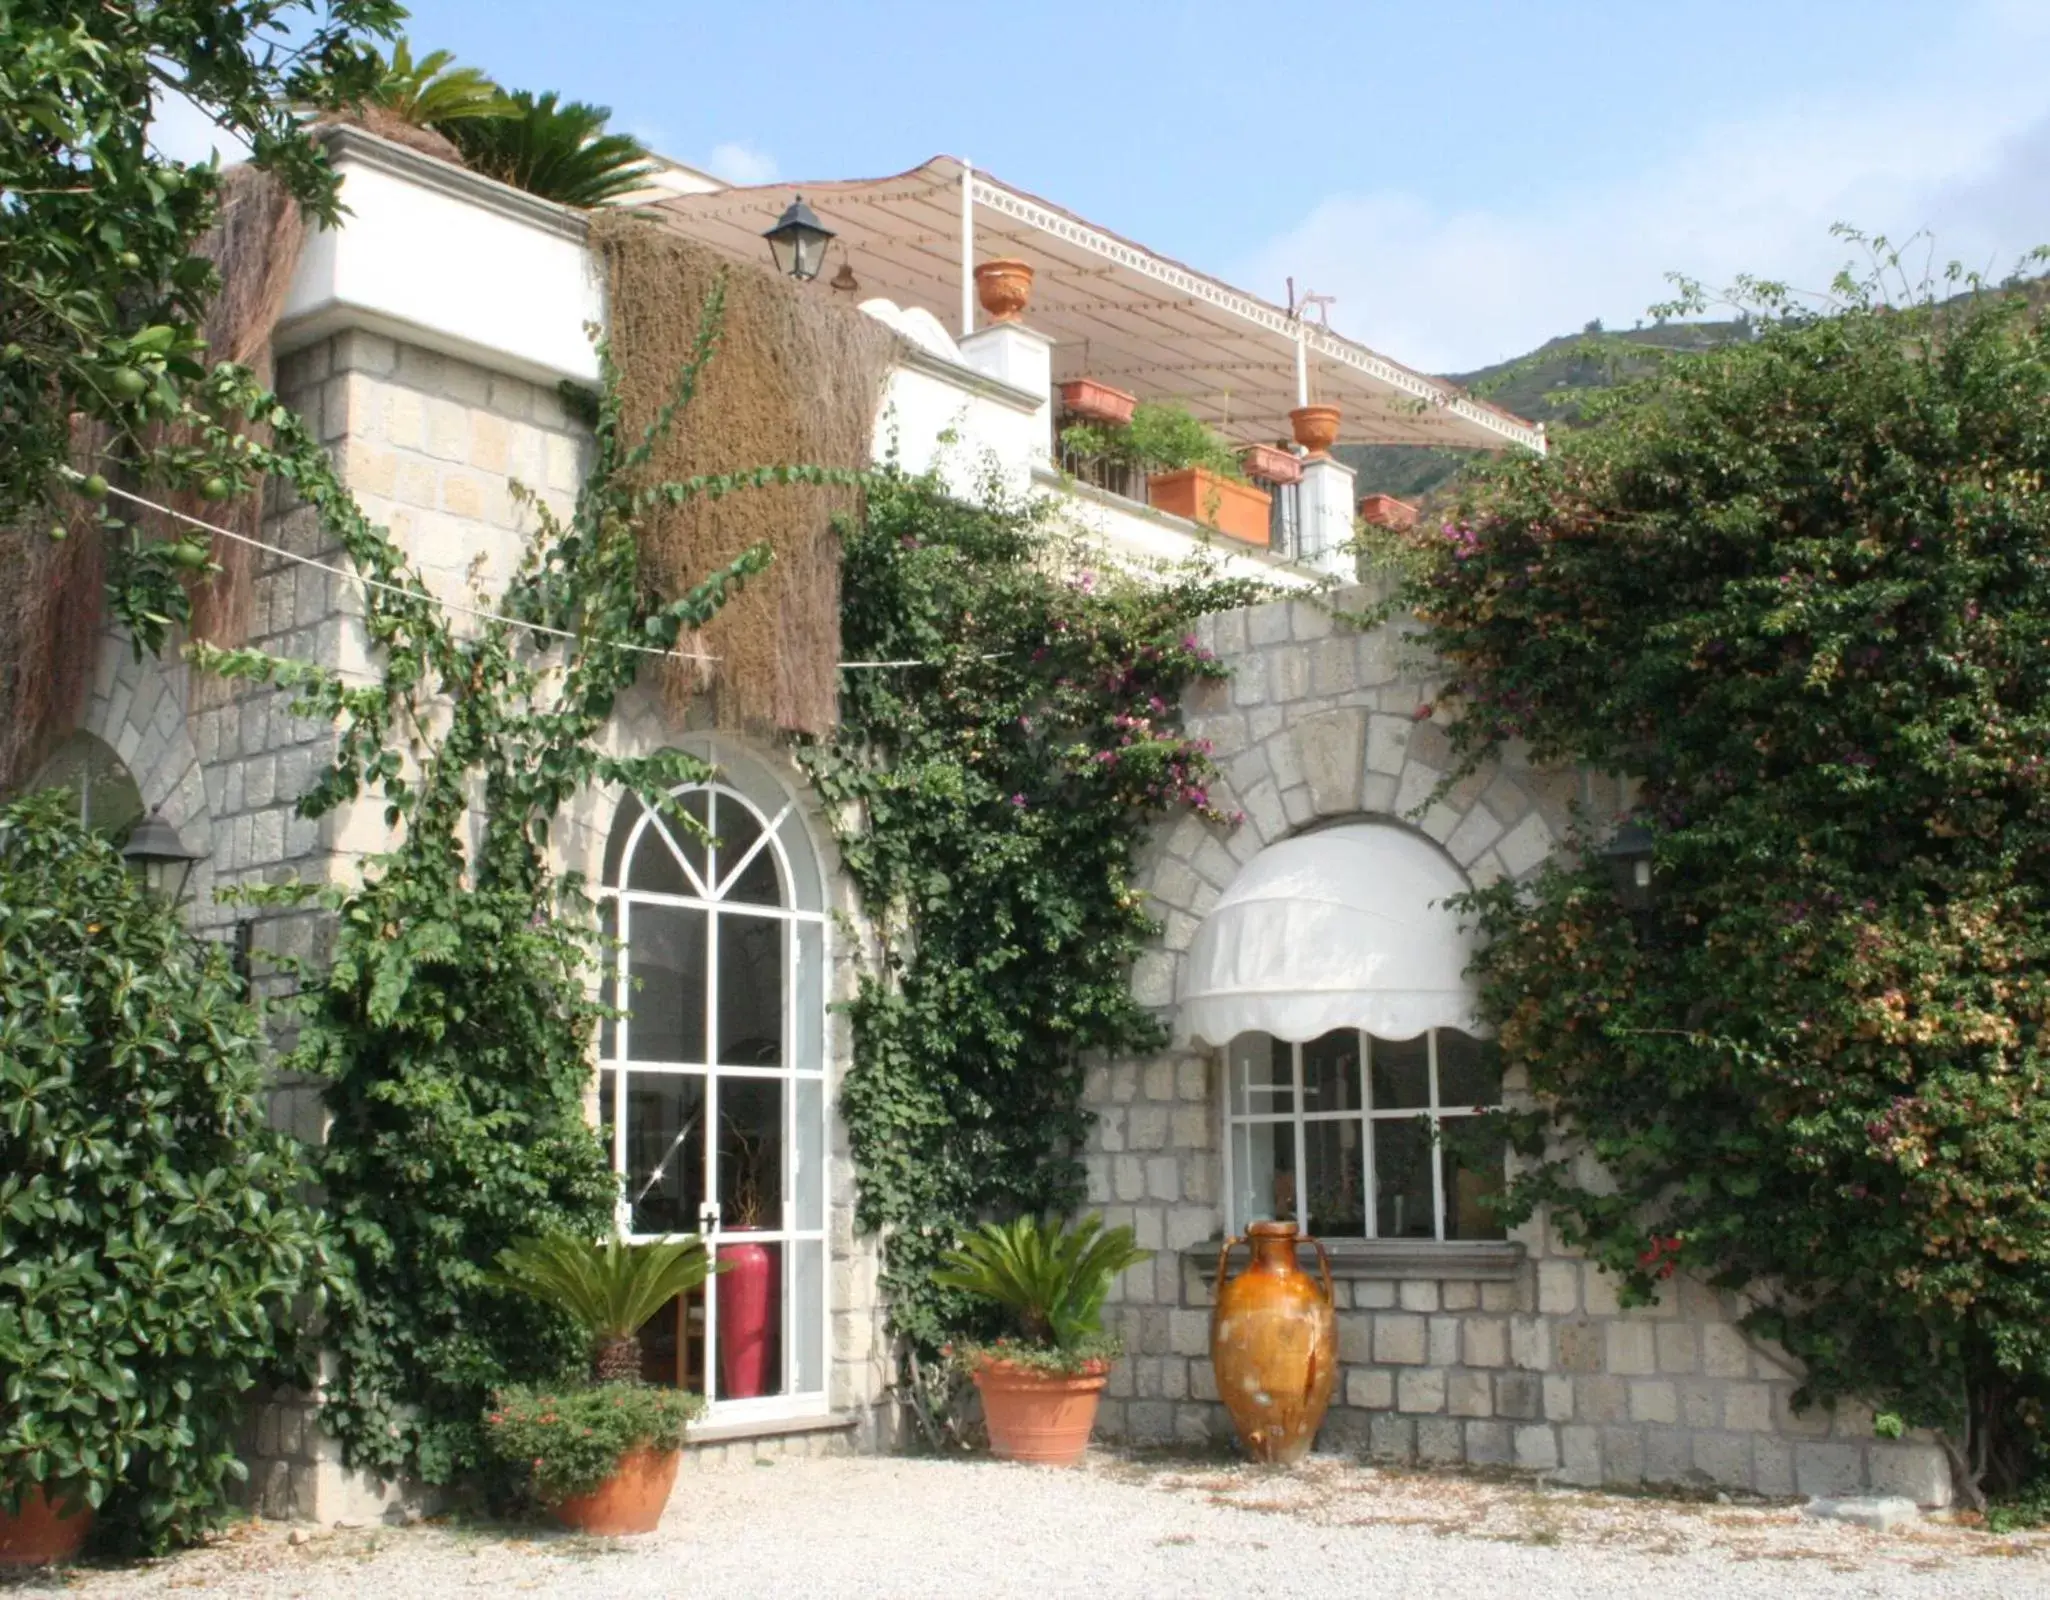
[
  {"x1": 598, "y1": 779, "x2": 831, "y2": 1424},
  {"x1": 1222, "y1": 1028, "x2": 1502, "y2": 1242}
]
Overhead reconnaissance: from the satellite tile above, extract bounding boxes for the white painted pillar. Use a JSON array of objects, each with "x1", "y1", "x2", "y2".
[
  {"x1": 1295, "y1": 323, "x2": 1309, "y2": 407},
  {"x1": 1297, "y1": 453, "x2": 1358, "y2": 580},
  {"x1": 960, "y1": 159, "x2": 975, "y2": 339}
]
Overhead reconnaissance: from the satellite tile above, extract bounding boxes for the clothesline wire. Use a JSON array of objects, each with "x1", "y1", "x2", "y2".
[{"x1": 95, "y1": 482, "x2": 1001, "y2": 671}]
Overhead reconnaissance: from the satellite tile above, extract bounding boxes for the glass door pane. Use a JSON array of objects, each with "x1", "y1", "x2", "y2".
[
  {"x1": 625, "y1": 1073, "x2": 705, "y2": 1236},
  {"x1": 625, "y1": 903, "x2": 708, "y2": 1065}
]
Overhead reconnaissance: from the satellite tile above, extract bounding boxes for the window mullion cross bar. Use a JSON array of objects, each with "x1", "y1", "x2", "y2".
[
  {"x1": 1291, "y1": 1039, "x2": 1307, "y2": 1233},
  {"x1": 1428, "y1": 1030, "x2": 1448, "y2": 1242},
  {"x1": 1360, "y1": 1029, "x2": 1375, "y2": 1241}
]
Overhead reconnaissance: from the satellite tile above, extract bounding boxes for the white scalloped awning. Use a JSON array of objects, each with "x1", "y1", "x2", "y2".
[{"x1": 1176, "y1": 824, "x2": 1480, "y2": 1047}]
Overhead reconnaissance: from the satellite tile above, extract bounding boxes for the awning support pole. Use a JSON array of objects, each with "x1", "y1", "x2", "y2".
[{"x1": 960, "y1": 159, "x2": 975, "y2": 339}]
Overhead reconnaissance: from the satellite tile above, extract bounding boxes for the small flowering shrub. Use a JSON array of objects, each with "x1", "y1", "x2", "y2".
[
  {"x1": 481, "y1": 1384, "x2": 704, "y2": 1503},
  {"x1": 1411, "y1": 258, "x2": 2050, "y2": 1502},
  {"x1": 947, "y1": 1337, "x2": 1121, "y2": 1378},
  {"x1": 802, "y1": 467, "x2": 1262, "y2": 1359}
]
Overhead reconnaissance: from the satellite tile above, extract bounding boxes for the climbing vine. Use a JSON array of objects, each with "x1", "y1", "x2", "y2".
[
  {"x1": 192, "y1": 281, "x2": 850, "y2": 1482},
  {"x1": 801, "y1": 470, "x2": 1262, "y2": 1361},
  {"x1": 1409, "y1": 259, "x2": 2050, "y2": 1505}
]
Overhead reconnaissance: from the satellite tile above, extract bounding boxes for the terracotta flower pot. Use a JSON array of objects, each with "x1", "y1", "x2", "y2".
[
  {"x1": 972, "y1": 1358, "x2": 1107, "y2": 1467},
  {"x1": 974, "y1": 258, "x2": 1035, "y2": 324},
  {"x1": 1147, "y1": 467, "x2": 1273, "y2": 547},
  {"x1": 1209, "y1": 1221, "x2": 1337, "y2": 1464},
  {"x1": 1288, "y1": 403, "x2": 1342, "y2": 458},
  {"x1": 1058, "y1": 378, "x2": 1138, "y2": 426},
  {"x1": 0, "y1": 1483, "x2": 93, "y2": 1568},
  {"x1": 550, "y1": 1445, "x2": 680, "y2": 1536},
  {"x1": 1238, "y1": 442, "x2": 1302, "y2": 486}
]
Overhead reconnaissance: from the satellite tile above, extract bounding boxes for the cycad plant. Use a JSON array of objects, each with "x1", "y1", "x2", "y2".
[
  {"x1": 448, "y1": 91, "x2": 655, "y2": 208},
  {"x1": 495, "y1": 1233, "x2": 724, "y2": 1382},
  {"x1": 367, "y1": 41, "x2": 513, "y2": 130},
  {"x1": 933, "y1": 1213, "x2": 1151, "y2": 1353}
]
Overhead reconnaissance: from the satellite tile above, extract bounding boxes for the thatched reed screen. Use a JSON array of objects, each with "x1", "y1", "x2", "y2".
[
  {"x1": 0, "y1": 165, "x2": 304, "y2": 793},
  {"x1": 591, "y1": 215, "x2": 899, "y2": 736}
]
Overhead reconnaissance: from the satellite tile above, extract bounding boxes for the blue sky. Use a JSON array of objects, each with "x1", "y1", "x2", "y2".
[{"x1": 164, "y1": 0, "x2": 2050, "y2": 371}]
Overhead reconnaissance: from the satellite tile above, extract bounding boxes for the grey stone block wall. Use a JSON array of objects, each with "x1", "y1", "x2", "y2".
[{"x1": 1090, "y1": 590, "x2": 1953, "y2": 1508}]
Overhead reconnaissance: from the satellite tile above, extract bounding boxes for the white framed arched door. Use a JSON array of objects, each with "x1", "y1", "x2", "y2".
[{"x1": 598, "y1": 777, "x2": 829, "y2": 1419}]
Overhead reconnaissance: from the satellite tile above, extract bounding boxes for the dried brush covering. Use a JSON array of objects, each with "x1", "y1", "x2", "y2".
[
  {"x1": 0, "y1": 478, "x2": 106, "y2": 794},
  {"x1": 178, "y1": 163, "x2": 306, "y2": 673},
  {"x1": 0, "y1": 166, "x2": 305, "y2": 793},
  {"x1": 591, "y1": 214, "x2": 900, "y2": 735}
]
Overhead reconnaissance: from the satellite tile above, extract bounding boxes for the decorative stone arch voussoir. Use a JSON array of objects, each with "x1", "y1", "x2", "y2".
[{"x1": 74, "y1": 633, "x2": 215, "y2": 898}]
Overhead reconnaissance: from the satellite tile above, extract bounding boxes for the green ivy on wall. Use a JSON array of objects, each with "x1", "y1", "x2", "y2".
[
  {"x1": 801, "y1": 470, "x2": 1263, "y2": 1364},
  {"x1": 192, "y1": 286, "x2": 852, "y2": 1484}
]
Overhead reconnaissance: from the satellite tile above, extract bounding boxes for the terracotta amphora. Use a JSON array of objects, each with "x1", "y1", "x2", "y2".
[{"x1": 1209, "y1": 1221, "x2": 1337, "y2": 1464}]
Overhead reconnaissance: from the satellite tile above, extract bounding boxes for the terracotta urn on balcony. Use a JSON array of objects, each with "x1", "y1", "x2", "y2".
[
  {"x1": 974, "y1": 258, "x2": 1035, "y2": 323},
  {"x1": 1288, "y1": 404, "x2": 1342, "y2": 457}
]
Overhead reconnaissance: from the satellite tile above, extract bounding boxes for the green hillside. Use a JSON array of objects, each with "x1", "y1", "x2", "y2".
[{"x1": 1337, "y1": 318, "x2": 1747, "y2": 506}]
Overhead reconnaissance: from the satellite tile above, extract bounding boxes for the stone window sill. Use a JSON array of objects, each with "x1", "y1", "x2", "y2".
[
  {"x1": 684, "y1": 1411, "x2": 858, "y2": 1448},
  {"x1": 1185, "y1": 1238, "x2": 1525, "y2": 1284}
]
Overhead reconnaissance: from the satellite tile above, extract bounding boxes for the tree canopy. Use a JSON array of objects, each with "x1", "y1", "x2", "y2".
[{"x1": 1, "y1": 0, "x2": 398, "y2": 645}]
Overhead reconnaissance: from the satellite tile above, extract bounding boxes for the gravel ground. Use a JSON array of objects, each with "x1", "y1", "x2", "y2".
[{"x1": 13, "y1": 1454, "x2": 2050, "y2": 1600}]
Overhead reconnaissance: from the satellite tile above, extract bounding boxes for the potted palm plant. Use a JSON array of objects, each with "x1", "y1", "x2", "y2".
[
  {"x1": 933, "y1": 1213, "x2": 1151, "y2": 1467},
  {"x1": 484, "y1": 1233, "x2": 722, "y2": 1533}
]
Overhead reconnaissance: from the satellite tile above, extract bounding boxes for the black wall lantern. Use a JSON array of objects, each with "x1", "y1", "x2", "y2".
[
  {"x1": 763, "y1": 195, "x2": 834, "y2": 282},
  {"x1": 122, "y1": 809, "x2": 202, "y2": 905},
  {"x1": 1601, "y1": 819, "x2": 1656, "y2": 915}
]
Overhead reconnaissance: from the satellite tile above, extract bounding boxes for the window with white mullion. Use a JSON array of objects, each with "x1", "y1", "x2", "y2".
[
  {"x1": 1225, "y1": 1027, "x2": 1506, "y2": 1243},
  {"x1": 601, "y1": 777, "x2": 833, "y2": 1409}
]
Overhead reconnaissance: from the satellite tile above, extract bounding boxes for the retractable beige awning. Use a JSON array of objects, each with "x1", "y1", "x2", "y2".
[{"x1": 637, "y1": 156, "x2": 1543, "y2": 456}]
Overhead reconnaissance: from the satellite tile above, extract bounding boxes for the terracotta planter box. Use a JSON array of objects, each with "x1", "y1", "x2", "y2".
[
  {"x1": 1238, "y1": 442, "x2": 1301, "y2": 485},
  {"x1": 1358, "y1": 492, "x2": 1419, "y2": 530},
  {"x1": 1147, "y1": 467, "x2": 1273, "y2": 547},
  {"x1": 972, "y1": 1358, "x2": 1108, "y2": 1467},
  {"x1": 1058, "y1": 378, "x2": 1137, "y2": 427}
]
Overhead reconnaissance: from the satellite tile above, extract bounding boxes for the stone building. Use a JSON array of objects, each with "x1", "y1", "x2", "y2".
[{"x1": 19, "y1": 124, "x2": 1949, "y2": 1517}]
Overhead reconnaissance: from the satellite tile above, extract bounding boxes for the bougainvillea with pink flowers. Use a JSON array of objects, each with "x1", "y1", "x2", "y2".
[
  {"x1": 802, "y1": 466, "x2": 1262, "y2": 1362},
  {"x1": 1410, "y1": 256, "x2": 2050, "y2": 1503}
]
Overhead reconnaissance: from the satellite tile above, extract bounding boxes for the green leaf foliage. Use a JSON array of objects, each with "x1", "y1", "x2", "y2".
[
  {"x1": 447, "y1": 91, "x2": 654, "y2": 209},
  {"x1": 187, "y1": 277, "x2": 819, "y2": 1485},
  {"x1": 0, "y1": 0, "x2": 400, "y2": 646},
  {"x1": 366, "y1": 39, "x2": 511, "y2": 128},
  {"x1": 0, "y1": 792, "x2": 340, "y2": 1553},
  {"x1": 1061, "y1": 401, "x2": 1245, "y2": 481},
  {"x1": 933, "y1": 1213, "x2": 1151, "y2": 1351},
  {"x1": 1410, "y1": 261, "x2": 2050, "y2": 1499},
  {"x1": 481, "y1": 1382, "x2": 702, "y2": 1503},
  {"x1": 800, "y1": 469, "x2": 1263, "y2": 1357},
  {"x1": 493, "y1": 1234, "x2": 723, "y2": 1351}
]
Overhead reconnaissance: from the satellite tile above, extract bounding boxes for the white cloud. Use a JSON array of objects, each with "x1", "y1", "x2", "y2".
[
  {"x1": 702, "y1": 141, "x2": 779, "y2": 186},
  {"x1": 146, "y1": 88, "x2": 251, "y2": 167},
  {"x1": 1240, "y1": 8, "x2": 2050, "y2": 374}
]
